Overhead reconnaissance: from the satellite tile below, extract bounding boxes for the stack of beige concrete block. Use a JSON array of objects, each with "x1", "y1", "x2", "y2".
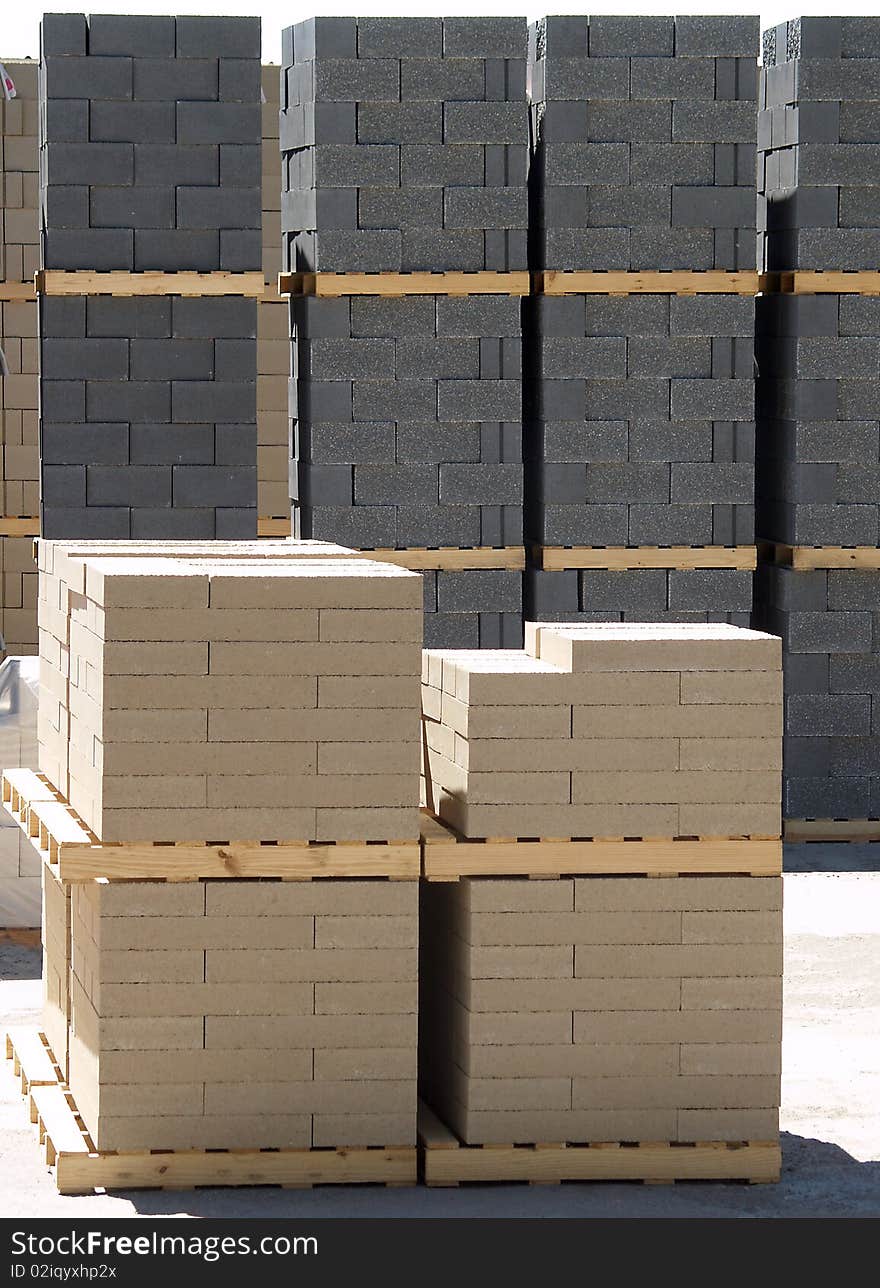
[
  {"x1": 40, "y1": 869, "x2": 417, "y2": 1151},
  {"x1": 258, "y1": 63, "x2": 289, "y2": 522},
  {"x1": 420, "y1": 874, "x2": 782, "y2": 1145},
  {"x1": 0, "y1": 60, "x2": 39, "y2": 284},
  {"x1": 0, "y1": 298, "x2": 39, "y2": 524},
  {"x1": 423, "y1": 623, "x2": 782, "y2": 840},
  {"x1": 1, "y1": 533, "x2": 38, "y2": 655},
  {"x1": 38, "y1": 540, "x2": 422, "y2": 841}
]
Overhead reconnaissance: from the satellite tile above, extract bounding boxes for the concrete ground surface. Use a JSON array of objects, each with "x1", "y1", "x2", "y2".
[{"x1": 1, "y1": 846, "x2": 878, "y2": 1219}]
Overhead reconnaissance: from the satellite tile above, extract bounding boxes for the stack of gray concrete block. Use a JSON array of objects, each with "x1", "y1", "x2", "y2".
[
  {"x1": 283, "y1": 17, "x2": 530, "y2": 648},
  {"x1": 38, "y1": 12, "x2": 260, "y2": 540},
  {"x1": 758, "y1": 15, "x2": 880, "y2": 275},
  {"x1": 526, "y1": 15, "x2": 759, "y2": 626},
  {"x1": 755, "y1": 15, "x2": 880, "y2": 823},
  {"x1": 528, "y1": 14, "x2": 758, "y2": 272},
  {"x1": 279, "y1": 15, "x2": 529, "y2": 273}
]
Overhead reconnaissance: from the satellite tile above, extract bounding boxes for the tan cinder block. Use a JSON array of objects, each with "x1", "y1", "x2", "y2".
[
  {"x1": 681, "y1": 977, "x2": 783, "y2": 1010},
  {"x1": 679, "y1": 804, "x2": 781, "y2": 836},
  {"x1": 464, "y1": 879, "x2": 575, "y2": 914},
  {"x1": 458, "y1": 737, "x2": 678, "y2": 773},
  {"x1": 455, "y1": 1073, "x2": 572, "y2": 1112},
  {"x1": 460, "y1": 977, "x2": 682, "y2": 1013},
  {"x1": 445, "y1": 699, "x2": 572, "y2": 740},
  {"x1": 204, "y1": 1013, "x2": 414, "y2": 1051},
  {"x1": 680, "y1": 671, "x2": 783, "y2": 705},
  {"x1": 680, "y1": 738, "x2": 782, "y2": 771},
  {"x1": 571, "y1": 1074, "x2": 780, "y2": 1110},
  {"x1": 107, "y1": 741, "x2": 319, "y2": 777},
  {"x1": 680, "y1": 1043, "x2": 782, "y2": 1076},
  {"x1": 314, "y1": 982, "x2": 418, "y2": 1015},
  {"x1": 314, "y1": 807, "x2": 420, "y2": 841},
  {"x1": 98, "y1": 1049, "x2": 313, "y2": 1085},
  {"x1": 466, "y1": 944, "x2": 574, "y2": 980},
  {"x1": 437, "y1": 797, "x2": 679, "y2": 839},
  {"x1": 677, "y1": 1108, "x2": 779, "y2": 1141},
  {"x1": 91, "y1": 1115, "x2": 312, "y2": 1152},
  {"x1": 210, "y1": 640, "x2": 419, "y2": 677},
  {"x1": 531, "y1": 623, "x2": 781, "y2": 674},
  {"x1": 98, "y1": 982, "x2": 316, "y2": 1018},
  {"x1": 205, "y1": 947, "x2": 416, "y2": 984},
  {"x1": 98, "y1": 915, "x2": 315, "y2": 953},
  {"x1": 312, "y1": 1114, "x2": 416, "y2": 1147},
  {"x1": 101, "y1": 673, "x2": 318, "y2": 709},
  {"x1": 208, "y1": 707, "x2": 414, "y2": 742},
  {"x1": 93, "y1": 1082, "x2": 204, "y2": 1117},
  {"x1": 318, "y1": 675, "x2": 420, "y2": 709},
  {"x1": 574, "y1": 943, "x2": 783, "y2": 978},
  {"x1": 461, "y1": 1043, "x2": 679, "y2": 1079},
  {"x1": 319, "y1": 609, "x2": 422, "y2": 642},
  {"x1": 96, "y1": 807, "x2": 319, "y2": 844},
  {"x1": 314, "y1": 915, "x2": 417, "y2": 950},
  {"x1": 101, "y1": 709, "x2": 208, "y2": 743},
  {"x1": 455, "y1": 1108, "x2": 678, "y2": 1145},
  {"x1": 575, "y1": 876, "x2": 782, "y2": 913},
  {"x1": 682, "y1": 912, "x2": 781, "y2": 945},
  {"x1": 99, "y1": 607, "x2": 320, "y2": 642},
  {"x1": 93, "y1": 949, "x2": 205, "y2": 985},
  {"x1": 464, "y1": 910, "x2": 682, "y2": 947},
  {"x1": 204, "y1": 1079, "x2": 416, "y2": 1116},
  {"x1": 456, "y1": 1009, "x2": 573, "y2": 1047},
  {"x1": 574, "y1": 1010, "x2": 782, "y2": 1044},
  {"x1": 205, "y1": 880, "x2": 416, "y2": 917},
  {"x1": 571, "y1": 771, "x2": 779, "y2": 805},
  {"x1": 313, "y1": 1048, "x2": 418, "y2": 1081},
  {"x1": 92, "y1": 1015, "x2": 205, "y2": 1052},
  {"x1": 573, "y1": 704, "x2": 781, "y2": 739},
  {"x1": 317, "y1": 742, "x2": 418, "y2": 775},
  {"x1": 98, "y1": 883, "x2": 205, "y2": 918}
]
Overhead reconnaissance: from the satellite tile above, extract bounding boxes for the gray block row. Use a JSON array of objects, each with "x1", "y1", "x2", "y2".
[
  {"x1": 422, "y1": 569, "x2": 523, "y2": 649},
  {"x1": 527, "y1": 567, "x2": 754, "y2": 622},
  {"x1": 41, "y1": 505, "x2": 256, "y2": 541},
  {"x1": 533, "y1": 15, "x2": 759, "y2": 61},
  {"x1": 41, "y1": 13, "x2": 260, "y2": 59},
  {"x1": 530, "y1": 501, "x2": 754, "y2": 547}
]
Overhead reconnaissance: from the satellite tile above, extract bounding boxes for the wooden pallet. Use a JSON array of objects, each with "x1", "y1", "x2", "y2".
[
  {"x1": 36, "y1": 270, "x2": 266, "y2": 298},
  {"x1": 759, "y1": 541, "x2": 880, "y2": 571},
  {"x1": 537, "y1": 270, "x2": 760, "y2": 296},
  {"x1": 257, "y1": 516, "x2": 293, "y2": 537},
  {"x1": 418, "y1": 1104, "x2": 779, "y2": 1185},
  {"x1": 0, "y1": 928, "x2": 40, "y2": 948},
  {"x1": 420, "y1": 813, "x2": 781, "y2": 880},
  {"x1": 0, "y1": 517, "x2": 39, "y2": 537},
  {"x1": 280, "y1": 270, "x2": 530, "y2": 297},
  {"x1": 537, "y1": 545, "x2": 757, "y2": 572},
  {"x1": 356, "y1": 547, "x2": 525, "y2": 571},
  {"x1": 784, "y1": 818, "x2": 880, "y2": 843},
  {"x1": 2, "y1": 769, "x2": 419, "y2": 881},
  {"x1": 775, "y1": 271, "x2": 880, "y2": 296},
  {"x1": 5, "y1": 1031, "x2": 416, "y2": 1194},
  {"x1": 0, "y1": 281, "x2": 37, "y2": 301}
]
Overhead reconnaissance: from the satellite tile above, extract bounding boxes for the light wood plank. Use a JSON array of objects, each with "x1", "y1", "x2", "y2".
[
  {"x1": 759, "y1": 542, "x2": 880, "y2": 571},
  {"x1": 0, "y1": 517, "x2": 39, "y2": 536},
  {"x1": 37, "y1": 270, "x2": 266, "y2": 298},
  {"x1": 785, "y1": 818, "x2": 880, "y2": 843},
  {"x1": 539, "y1": 271, "x2": 760, "y2": 296},
  {"x1": 7, "y1": 1030, "x2": 57, "y2": 1090},
  {"x1": 538, "y1": 545, "x2": 756, "y2": 571},
  {"x1": 257, "y1": 516, "x2": 292, "y2": 537},
  {"x1": 783, "y1": 271, "x2": 880, "y2": 296},
  {"x1": 0, "y1": 282, "x2": 37, "y2": 301},
  {"x1": 31, "y1": 1085, "x2": 90, "y2": 1157},
  {"x1": 56, "y1": 842, "x2": 420, "y2": 882},
  {"x1": 279, "y1": 271, "x2": 530, "y2": 297},
  {"x1": 355, "y1": 547, "x2": 525, "y2": 571}
]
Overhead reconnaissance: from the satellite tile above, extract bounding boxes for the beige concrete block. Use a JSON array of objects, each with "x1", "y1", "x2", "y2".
[
  {"x1": 207, "y1": 564, "x2": 421, "y2": 611},
  {"x1": 203, "y1": 773, "x2": 416, "y2": 809},
  {"x1": 92, "y1": 1114, "x2": 312, "y2": 1152},
  {"x1": 679, "y1": 803, "x2": 781, "y2": 836},
  {"x1": 318, "y1": 675, "x2": 420, "y2": 709},
  {"x1": 463, "y1": 879, "x2": 575, "y2": 914},
  {"x1": 97, "y1": 981, "x2": 315, "y2": 1018},
  {"x1": 312, "y1": 1114, "x2": 416, "y2": 1147},
  {"x1": 205, "y1": 947, "x2": 416, "y2": 983},
  {"x1": 94, "y1": 949, "x2": 204, "y2": 984},
  {"x1": 94, "y1": 1015, "x2": 205, "y2": 1052},
  {"x1": 462, "y1": 1043, "x2": 679, "y2": 1079},
  {"x1": 575, "y1": 876, "x2": 782, "y2": 913},
  {"x1": 456, "y1": 1107, "x2": 678, "y2": 1145},
  {"x1": 101, "y1": 673, "x2": 318, "y2": 710},
  {"x1": 465, "y1": 910, "x2": 682, "y2": 946},
  {"x1": 467, "y1": 944, "x2": 574, "y2": 980},
  {"x1": 458, "y1": 737, "x2": 679, "y2": 773},
  {"x1": 461, "y1": 976, "x2": 681, "y2": 1013},
  {"x1": 681, "y1": 671, "x2": 782, "y2": 705},
  {"x1": 681, "y1": 976, "x2": 783, "y2": 1010},
  {"x1": 319, "y1": 609, "x2": 421, "y2": 642},
  {"x1": 424, "y1": 717, "x2": 455, "y2": 760},
  {"x1": 95, "y1": 806, "x2": 318, "y2": 843},
  {"x1": 101, "y1": 708, "x2": 208, "y2": 743},
  {"x1": 314, "y1": 806, "x2": 420, "y2": 840},
  {"x1": 682, "y1": 911, "x2": 781, "y2": 945},
  {"x1": 98, "y1": 1049, "x2": 313, "y2": 1085},
  {"x1": 457, "y1": 1009, "x2": 573, "y2": 1047},
  {"x1": 97, "y1": 883, "x2": 205, "y2": 917},
  {"x1": 680, "y1": 1043, "x2": 781, "y2": 1076},
  {"x1": 421, "y1": 686, "x2": 442, "y2": 721},
  {"x1": 205, "y1": 1012, "x2": 414, "y2": 1050},
  {"x1": 437, "y1": 797, "x2": 679, "y2": 839},
  {"x1": 431, "y1": 757, "x2": 571, "y2": 807},
  {"x1": 100, "y1": 607, "x2": 320, "y2": 642},
  {"x1": 317, "y1": 742, "x2": 418, "y2": 775},
  {"x1": 97, "y1": 639, "x2": 210, "y2": 677},
  {"x1": 446, "y1": 698, "x2": 573, "y2": 740},
  {"x1": 566, "y1": 671, "x2": 680, "y2": 705},
  {"x1": 314, "y1": 982, "x2": 418, "y2": 1015},
  {"x1": 314, "y1": 915, "x2": 417, "y2": 950},
  {"x1": 677, "y1": 1108, "x2": 779, "y2": 1141},
  {"x1": 455, "y1": 1072, "x2": 572, "y2": 1112},
  {"x1": 571, "y1": 770, "x2": 779, "y2": 806},
  {"x1": 84, "y1": 560, "x2": 210, "y2": 609},
  {"x1": 313, "y1": 1048, "x2": 417, "y2": 1081},
  {"x1": 571, "y1": 1074, "x2": 780, "y2": 1110},
  {"x1": 573, "y1": 704, "x2": 781, "y2": 739},
  {"x1": 574, "y1": 1010, "x2": 782, "y2": 1044},
  {"x1": 574, "y1": 943, "x2": 782, "y2": 978},
  {"x1": 205, "y1": 880, "x2": 416, "y2": 917},
  {"x1": 208, "y1": 706, "x2": 415, "y2": 742},
  {"x1": 210, "y1": 640, "x2": 419, "y2": 677},
  {"x1": 101, "y1": 775, "x2": 207, "y2": 809},
  {"x1": 680, "y1": 738, "x2": 782, "y2": 771},
  {"x1": 531, "y1": 623, "x2": 781, "y2": 674},
  {"x1": 106, "y1": 741, "x2": 318, "y2": 776},
  {"x1": 98, "y1": 915, "x2": 315, "y2": 952},
  {"x1": 95, "y1": 1082, "x2": 204, "y2": 1117},
  {"x1": 205, "y1": 1079, "x2": 415, "y2": 1115}
]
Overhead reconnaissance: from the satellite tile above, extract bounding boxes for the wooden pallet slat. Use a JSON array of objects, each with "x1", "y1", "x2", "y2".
[
  {"x1": 0, "y1": 281, "x2": 38, "y2": 301},
  {"x1": 420, "y1": 813, "x2": 782, "y2": 879},
  {"x1": 538, "y1": 270, "x2": 760, "y2": 296},
  {"x1": 280, "y1": 270, "x2": 531, "y2": 297},
  {"x1": 36, "y1": 270, "x2": 266, "y2": 298},
  {"x1": 538, "y1": 545, "x2": 757, "y2": 572},
  {"x1": 784, "y1": 818, "x2": 880, "y2": 843},
  {"x1": 759, "y1": 541, "x2": 880, "y2": 571},
  {"x1": 355, "y1": 547, "x2": 525, "y2": 571},
  {"x1": 0, "y1": 517, "x2": 40, "y2": 536},
  {"x1": 6, "y1": 1029, "x2": 57, "y2": 1094},
  {"x1": 779, "y1": 270, "x2": 880, "y2": 296}
]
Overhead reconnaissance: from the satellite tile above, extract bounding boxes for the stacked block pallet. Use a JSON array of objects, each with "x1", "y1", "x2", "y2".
[
  {"x1": 3, "y1": 540, "x2": 428, "y2": 1191},
  {"x1": 38, "y1": 12, "x2": 263, "y2": 541},
  {"x1": 526, "y1": 15, "x2": 759, "y2": 629},
  {"x1": 419, "y1": 622, "x2": 782, "y2": 1184},
  {"x1": 280, "y1": 16, "x2": 531, "y2": 647},
  {"x1": 755, "y1": 15, "x2": 880, "y2": 839},
  {"x1": 0, "y1": 60, "x2": 39, "y2": 654}
]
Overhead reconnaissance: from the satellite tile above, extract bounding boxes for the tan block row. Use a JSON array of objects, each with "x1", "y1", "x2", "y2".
[
  {"x1": 440, "y1": 1106, "x2": 778, "y2": 1146},
  {"x1": 527, "y1": 623, "x2": 781, "y2": 674},
  {"x1": 94, "y1": 913, "x2": 416, "y2": 952},
  {"x1": 450, "y1": 1069, "x2": 779, "y2": 1112},
  {"x1": 456, "y1": 876, "x2": 782, "y2": 914},
  {"x1": 94, "y1": 980, "x2": 418, "y2": 1019},
  {"x1": 94, "y1": 1046, "x2": 416, "y2": 1084},
  {"x1": 67, "y1": 803, "x2": 420, "y2": 844},
  {"x1": 79, "y1": 1113, "x2": 415, "y2": 1153},
  {"x1": 443, "y1": 1003, "x2": 780, "y2": 1046}
]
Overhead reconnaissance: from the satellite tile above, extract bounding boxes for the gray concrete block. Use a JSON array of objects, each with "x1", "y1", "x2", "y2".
[
  {"x1": 786, "y1": 610, "x2": 873, "y2": 655},
  {"x1": 213, "y1": 339, "x2": 255, "y2": 381},
  {"x1": 311, "y1": 230, "x2": 402, "y2": 272},
  {"x1": 353, "y1": 464, "x2": 437, "y2": 506},
  {"x1": 41, "y1": 381, "x2": 86, "y2": 422},
  {"x1": 830, "y1": 738, "x2": 880, "y2": 778},
  {"x1": 439, "y1": 464, "x2": 522, "y2": 505},
  {"x1": 173, "y1": 297, "x2": 255, "y2": 339},
  {"x1": 540, "y1": 337, "x2": 626, "y2": 379},
  {"x1": 533, "y1": 296, "x2": 585, "y2": 339},
  {"x1": 306, "y1": 504, "x2": 397, "y2": 548},
  {"x1": 352, "y1": 381, "x2": 435, "y2": 421},
  {"x1": 129, "y1": 423, "x2": 214, "y2": 465},
  {"x1": 219, "y1": 144, "x2": 261, "y2": 186},
  {"x1": 486, "y1": 58, "x2": 526, "y2": 103},
  {"x1": 42, "y1": 423, "x2": 129, "y2": 466},
  {"x1": 668, "y1": 569, "x2": 753, "y2": 612},
  {"x1": 580, "y1": 569, "x2": 667, "y2": 614},
  {"x1": 630, "y1": 143, "x2": 714, "y2": 185},
  {"x1": 438, "y1": 379, "x2": 520, "y2": 422},
  {"x1": 171, "y1": 381, "x2": 255, "y2": 424},
  {"x1": 540, "y1": 102, "x2": 589, "y2": 144},
  {"x1": 41, "y1": 298, "x2": 87, "y2": 339},
  {"x1": 443, "y1": 16, "x2": 525, "y2": 58},
  {"x1": 397, "y1": 338, "x2": 478, "y2": 380},
  {"x1": 44, "y1": 100, "x2": 90, "y2": 142},
  {"x1": 87, "y1": 465, "x2": 171, "y2": 508},
  {"x1": 43, "y1": 229, "x2": 133, "y2": 272},
  {"x1": 399, "y1": 58, "x2": 485, "y2": 101},
  {"x1": 44, "y1": 55, "x2": 132, "y2": 100},
  {"x1": 42, "y1": 465, "x2": 86, "y2": 508},
  {"x1": 443, "y1": 187, "x2": 527, "y2": 228},
  {"x1": 538, "y1": 463, "x2": 587, "y2": 504},
  {"x1": 397, "y1": 506, "x2": 481, "y2": 546},
  {"x1": 134, "y1": 144, "x2": 219, "y2": 186},
  {"x1": 306, "y1": 337, "x2": 395, "y2": 381},
  {"x1": 627, "y1": 420, "x2": 712, "y2": 463},
  {"x1": 303, "y1": 421, "x2": 394, "y2": 466},
  {"x1": 90, "y1": 187, "x2": 174, "y2": 230},
  {"x1": 350, "y1": 296, "x2": 434, "y2": 338},
  {"x1": 357, "y1": 102, "x2": 442, "y2": 145},
  {"x1": 215, "y1": 508, "x2": 257, "y2": 538},
  {"x1": 584, "y1": 463, "x2": 669, "y2": 504},
  {"x1": 176, "y1": 15, "x2": 260, "y2": 58},
  {"x1": 172, "y1": 465, "x2": 256, "y2": 508},
  {"x1": 671, "y1": 185, "x2": 755, "y2": 229},
  {"x1": 784, "y1": 776, "x2": 870, "y2": 818},
  {"x1": 437, "y1": 568, "x2": 522, "y2": 613},
  {"x1": 788, "y1": 695, "x2": 871, "y2": 738},
  {"x1": 358, "y1": 187, "x2": 443, "y2": 230},
  {"x1": 128, "y1": 508, "x2": 215, "y2": 539},
  {"x1": 177, "y1": 102, "x2": 260, "y2": 146},
  {"x1": 42, "y1": 338, "x2": 129, "y2": 381},
  {"x1": 540, "y1": 228, "x2": 629, "y2": 270},
  {"x1": 675, "y1": 15, "x2": 758, "y2": 56},
  {"x1": 543, "y1": 142, "x2": 629, "y2": 186},
  {"x1": 673, "y1": 100, "x2": 756, "y2": 144},
  {"x1": 132, "y1": 57, "x2": 218, "y2": 102},
  {"x1": 134, "y1": 230, "x2": 218, "y2": 272},
  {"x1": 86, "y1": 381, "x2": 170, "y2": 423},
  {"x1": 528, "y1": 569, "x2": 579, "y2": 616},
  {"x1": 444, "y1": 102, "x2": 526, "y2": 144},
  {"x1": 587, "y1": 185, "x2": 671, "y2": 227},
  {"x1": 357, "y1": 17, "x2": 442, "y2": 58},
  {"x1": 91, "y1": 100, "x2": 178, "y2": 147},
  {"x1": 313, "y1": 58, "x2": 400, "y2": 103},
  {"x1": 400, "y1": 144, "x2": 483, "y2": 186},
  {"x1": 539, "y1": 505, "x2": 627, "y2": 546},
  {"x1": 397, "y1": 423, "x2": 479, "y2": 464},
  {"x1": 218, "y1": 58, "x2": 262, "y2": 104},
  {"x1": 827, "y1": 571, "x2": 880, "y2": 611},
  {"x1": 44, "y1": 142, "x2": 134, "y2": 187},
  {"x1": 41, "y1": 506, "x2": 131, "y2": 540},
  {"x1": 784, "y1": 654, "x2": 831, "y2": 697},
  {"x1": 830, "y1": 655, "x2": 880, "y2": 695},
  {"x1": 129, "y1": 339, "x2": 214, "y2": 381},
  {"x1": 627, "y1": 337, "x2": 711, "y2": 378},
  {"x1": 542, "y1": 56, "x2": 630, "y2": 100},
  {"x1": 297, "y1": 464, "x2": 352, "y2": 506},
  {"x1": 631, "y1": 228, "x2": 715, "y2": 271},
  {"x1": 630, "y1": 56, "x2": 715, "y2": 100},
  {"x1": 586, "y1": 101, "x2": 672, "y2": 144},
  {"x1": 584, "y1": 295, "x2": 670, "y2": 337},
  {"x1": 424, "y1": 614, "x2": 478, "y2": 649},
  {"x1": 41, "y1": 12, "x2": 87, "y2": 55},
  {"x1": 590, "y1": 15, "x2": 674, "y2": 55},
  {"x1": 542, "y1": 420, "x2": 627, "y2": 463},
  {"x1": 628, "y1": 505, "x2": 713, "y2": 545},
  {"x1": 585, "y1": 379, "x2": 669, "y2": 419},
  {"x1": 671, "y1": 462, "x2": 753, "y2": 504},
  {"x1": 671, "y1": 379, "x2": 753, "y2": 420}
]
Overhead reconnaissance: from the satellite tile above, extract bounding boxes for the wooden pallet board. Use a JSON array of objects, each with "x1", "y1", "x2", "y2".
[
  {"x1": 36, "y1": 270, "x2": 266, "y2": 298},
  {"x1": 2, "y1": 770, "x2": 419, "y2": 881},
  {"x1": 5, "y1": 1030, "x2": 58, "y2": 1098},
  {"x1": 418, "y1": 1104, "x2": 779, "y2": 1185},
  {"x1": 355, "y1": 547, "x2": 525, "y2": 571},
  {"x1": 0, "y1": 282, "x2": 37, "y2": 301},
  {"x1": 280, "y1": 270, "x2": 530, "y2": 297},
  {"x1": 257, "y1": 516, "x2": 292, "y2": 537},
  {"x1": 0, "y1": 517, "x2": 39, "y2": 537},
  {"x1": 759, "y1": 541, "x2": 880, "y2": 571},
  {"x1": 6, "y1": 1032, "x2": 416, "y2": 1194},
  {"x1": 785, "y1": 818, "x2": 880, "y2": 843},
  {"x1": 537, "y1": 545, "x2": 757, "y2": 572},
  {"x1": 0, "y1": 929, "x2": 41, "y2": 949},
  {"x1": 538, "y1": 270, "x2": 760, "y2": 296},
  {"x1": 777, "y1": 271, "x2": 880, "y2": 296},
  {"x1": 420, "y1": 813, "x2": 781, "y2": 879}
]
